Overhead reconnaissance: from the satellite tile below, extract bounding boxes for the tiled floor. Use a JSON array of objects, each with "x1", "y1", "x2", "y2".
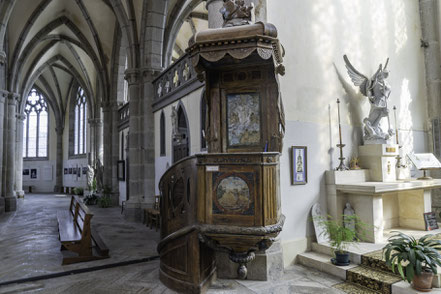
[{"x1": 0, "y1": 194, "x2": 345, "y2": 294}]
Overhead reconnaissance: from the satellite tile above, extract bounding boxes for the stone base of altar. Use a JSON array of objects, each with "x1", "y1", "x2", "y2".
[{"x1": 326, "y1": 170, "x2": 441, "y2": 243}]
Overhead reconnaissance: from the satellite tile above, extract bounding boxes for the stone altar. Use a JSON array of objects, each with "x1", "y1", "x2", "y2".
[{"x1": 326, "y1": 169, "x2": 441, "y2": 243}]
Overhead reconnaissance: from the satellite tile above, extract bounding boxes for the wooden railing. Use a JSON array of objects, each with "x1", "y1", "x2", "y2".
[{"x1": 152, "y1": 53, "x2": 204, "y2": 112}]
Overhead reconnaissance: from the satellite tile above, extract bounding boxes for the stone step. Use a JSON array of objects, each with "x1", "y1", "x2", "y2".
[
  {"x1": 311, "y1": 242, "x2": 363, "y2": 264},
  {"x1": 347, "y1": 265, "x2": 402, "y2": 294},
  {"x1": 297, "y1": 251, "x2": 357, "y2": 280},
  {"x1": 334, "y1": 282, "x2": 381, "y2": 294}
]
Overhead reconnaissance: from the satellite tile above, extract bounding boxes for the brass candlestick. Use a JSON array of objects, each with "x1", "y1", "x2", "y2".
[{"x1": 336, "y1": 98, "x2": 349, "y2": 171}]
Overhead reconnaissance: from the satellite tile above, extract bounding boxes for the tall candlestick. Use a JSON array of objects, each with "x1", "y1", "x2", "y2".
[
  {"x1": 336, "y1": 98, "x2": 349, "y2": 171},
  {"x1": 393, "y1": 106, "x2": 399, "y2": 145}
]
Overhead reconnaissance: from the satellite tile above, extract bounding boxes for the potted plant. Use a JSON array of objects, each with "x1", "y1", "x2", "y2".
[
  {"x1": 314, "y1": 214, "x2": 367, "y2": 266},
  {"x1": 383, "y1": 232, "x2": 441, "y2": 292}
]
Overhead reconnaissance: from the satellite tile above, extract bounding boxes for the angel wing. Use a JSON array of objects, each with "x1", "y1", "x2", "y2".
[{"x1": 343, "y1": 55, "x2": 370, "y2": 97}]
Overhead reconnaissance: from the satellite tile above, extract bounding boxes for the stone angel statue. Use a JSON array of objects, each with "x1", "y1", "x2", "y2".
[{"x1": 343, "y1": 55, "x2": 394, "y2": 144}]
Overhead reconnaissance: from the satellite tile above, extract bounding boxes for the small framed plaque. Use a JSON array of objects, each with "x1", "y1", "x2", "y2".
[
  {"x1": 291, "y1": 146, "x2": 307, "y2": 185},
  {"x1": 424, "y1": 212, "x2": 439, "y2": 231}
]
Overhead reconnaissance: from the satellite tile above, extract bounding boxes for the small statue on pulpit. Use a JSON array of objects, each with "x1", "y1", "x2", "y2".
[{"x1": 220, "y1": 0, "x2": 254, "y2": 27}]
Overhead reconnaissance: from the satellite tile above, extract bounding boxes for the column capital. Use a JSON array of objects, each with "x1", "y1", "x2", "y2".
[
  {"x1": 88, "y1": 118, "x2": 103, "y2": 126},
  {"x1": 140, "y1": 67, "x2": 162, "y2": 83},
  {"x1": 55, "y1": 126, "x2": 64, "y2": 135},
  {"x1": 7, "y1": 92, "x2": 19, "y2": 105},
  {"x1": 124, "y1": 68, "x2": 141, "y2": 85},
  {"x1": 0, "y1": 89, "x2": 8, "y2": 103},
  {"x1": 16, "y1": 113, "x2": 26, "y2": 121}
]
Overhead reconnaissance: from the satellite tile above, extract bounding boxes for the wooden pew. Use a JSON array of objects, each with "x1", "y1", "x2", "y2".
[{"x1": 57, "y1": 195, "x2": 109, "y2": 265}]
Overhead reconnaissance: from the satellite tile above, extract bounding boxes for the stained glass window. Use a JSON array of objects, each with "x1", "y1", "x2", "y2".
[{"x1": 23, "y1": 89, "x2": 48, "y2": 158}]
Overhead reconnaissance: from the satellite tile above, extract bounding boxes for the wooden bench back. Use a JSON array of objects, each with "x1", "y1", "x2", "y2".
[{"x1": 69, "y1": 195, "x2": 93, "y2": 239}]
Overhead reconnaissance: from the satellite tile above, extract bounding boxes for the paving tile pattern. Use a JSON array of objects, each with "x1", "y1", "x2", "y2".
[{"x1": 0, "y1": 194, "x2": 347, "y2": 294}]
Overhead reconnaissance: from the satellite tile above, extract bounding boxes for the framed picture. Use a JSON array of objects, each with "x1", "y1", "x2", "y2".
[
  {"x1": 30, "y1": 168, "x2": 37, "y2": 179},
  {"x1": 23, "y1": 169, "x2": 30, "y2": 176},
  {"x1": 64, "y1": 168, "x2": 68, "y2": 175},
  {"x1": 73, "y1": 168, "x2": 77, "y2": 175},
  {"x1": 68, "y1": 168, "x2": 72, "y2": 174},
  {"x1": 291, "y1": 146, "x2": 307, "y2": 185},
  {"x1": 82, "y1": 167, "x2": 88, "y2": 175},
  {"x1": 226, "y1": 92, "x2": 261, "y2": 148},
  {"x1": 117, "y1": 160, "x2": 125, "y2": 181}
]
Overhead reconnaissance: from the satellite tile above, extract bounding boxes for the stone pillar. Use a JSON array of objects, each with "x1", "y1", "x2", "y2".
[
  {"x1": 54, "y1": 126, "x2": 64, "y2": 193},
  {"x1": 14, "y1": 113, "x2": 25, "y2": 197},
  {"x1": 5, "y1": 92, "x2": 18, "y2": 211},
  {"x1": 102, "y1": 102, "x2": 113, "y2": 189},
  {"x1": 141, "y1": 70, "x2": 156, "y2": 209},
  {"x1": 124, "y1": 69, "x2": 142, "y2": 221},
  {"x1": 419, "y1": 0, "x2": 441, "y2": 217},
  {"x1": 111, "y1": 102, "x2": 120, "y2": 205},
  {"x1": 206, "y1": 0, "x2": 224, "y2": 28},
  {"x1": 0, "y1": 90, "x2": 6, "y2": 213},
  {"x1": 88, "y1": 118, "x2": 96, "y2": 166},
  {"x1": 96, "y1": 116, "x2": 103, "y2": 165}
]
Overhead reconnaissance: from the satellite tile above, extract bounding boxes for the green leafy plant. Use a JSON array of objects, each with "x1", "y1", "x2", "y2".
[
  {"x1": 102, "y1": 185, "x2": 112, "y2": 196},
  {"x1": 83, "y1": 194, "x2": 98, "y2": 205},
  {"x1": 73, "y1": 187, "x2": 84, "y2": 196},
  {"x1": 98, "y1": 195, "x2": 112, "y2": 208},
  {"x1": 383, "y1": 232, "x2": 441, "y2": 283},
  {"x1": 314, "y1": 215, "x2": 367, "y2": 254}
]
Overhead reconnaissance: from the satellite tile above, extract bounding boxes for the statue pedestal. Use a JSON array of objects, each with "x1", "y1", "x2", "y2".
[{"x1": 359, "y1": 144, "x2": 398, "y2": 182}]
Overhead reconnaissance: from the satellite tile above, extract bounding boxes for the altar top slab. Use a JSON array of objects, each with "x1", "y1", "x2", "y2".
[{"x1": 336, "y1": 179, "x2": 441, "y2": 194}]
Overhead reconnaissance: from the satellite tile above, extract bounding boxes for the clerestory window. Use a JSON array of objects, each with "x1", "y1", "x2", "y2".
[
  {"x1": 74, "y1": 87, "x2": 87, "y2": 155},
  {"x1": 23, "y1": 89, "x2": 49, "y2": 159}
]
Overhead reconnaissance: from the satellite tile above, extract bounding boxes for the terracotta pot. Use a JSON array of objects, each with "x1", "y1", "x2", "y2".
[{"x1": 412, "y1": 271, "x2": 433, "y2": 292}]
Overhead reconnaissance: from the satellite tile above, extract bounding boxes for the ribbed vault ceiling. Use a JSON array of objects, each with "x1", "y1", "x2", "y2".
[{"x1": 6, "y1": 0, "x2": 207, "y2": 123}]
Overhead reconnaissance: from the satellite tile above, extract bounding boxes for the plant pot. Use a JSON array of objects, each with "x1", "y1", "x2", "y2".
[
  {"x1": 331, "y1": 251, "x2": 350, "y2": 266},
  {"x1": 412, "y1": 271, "x2": 433, "y2": 292}
]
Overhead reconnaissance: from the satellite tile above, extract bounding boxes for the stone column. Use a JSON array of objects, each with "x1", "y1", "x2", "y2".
[
  {"x1": 0, "y1": 90, "x2": 6, "y2": 213},
  {"x1": 14, "y1": 113, "x2": 25, "y2": 197},
  {"x1": 124, "y1": 69, "x2": 142, "y2": 221},
  {"x1": 206, "y1": 0, "x2": 224, "y2": 28},
  {"x1": 141, "y1": 70, "x2": 156, "y2": 209},
  {"x1": 102, "y1": 102, "x2": 113, "y2": 189},
  {"x1": 419, "y1": 0, "x2": 441, "y2": 217},
  {"x1": 111, "y1": 102, "x2": 120, "y2": 205},
  {"x1": 96, "y1": 116, "x2": 103, "y2": 165},
  {"x1": 5, "y1": 92, "x2": 18, "y2": 211},
  {"x1": 54, "y1": 126, "x2": 64, "y2": 193}
]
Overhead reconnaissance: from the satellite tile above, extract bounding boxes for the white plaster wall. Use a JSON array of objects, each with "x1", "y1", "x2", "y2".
[
  {"x1": 23, "y1": 106, "x2": 57, "y2": 192},
  {"x1": 153, "y1": 87, "x2": 205, "y2": 194},
  {"x1": 268, "y1": 0, "x2": 429, "y2": 265}
]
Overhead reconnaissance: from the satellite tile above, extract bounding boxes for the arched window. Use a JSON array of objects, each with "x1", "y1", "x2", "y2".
[
  {"x1": 23, "y1": 89, "x2": 48, "y2": 158},
  {"x1": 160, "y1": 111, "x2": 165, "y2": 156},
  {"x1": 74, "y1": 87, "x2": 87, "y2": 155}
]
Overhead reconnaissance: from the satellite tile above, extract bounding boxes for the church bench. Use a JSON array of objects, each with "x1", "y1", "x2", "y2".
[{"x1": 57, "y1": 195, "x2": 109, "y2": 265}]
